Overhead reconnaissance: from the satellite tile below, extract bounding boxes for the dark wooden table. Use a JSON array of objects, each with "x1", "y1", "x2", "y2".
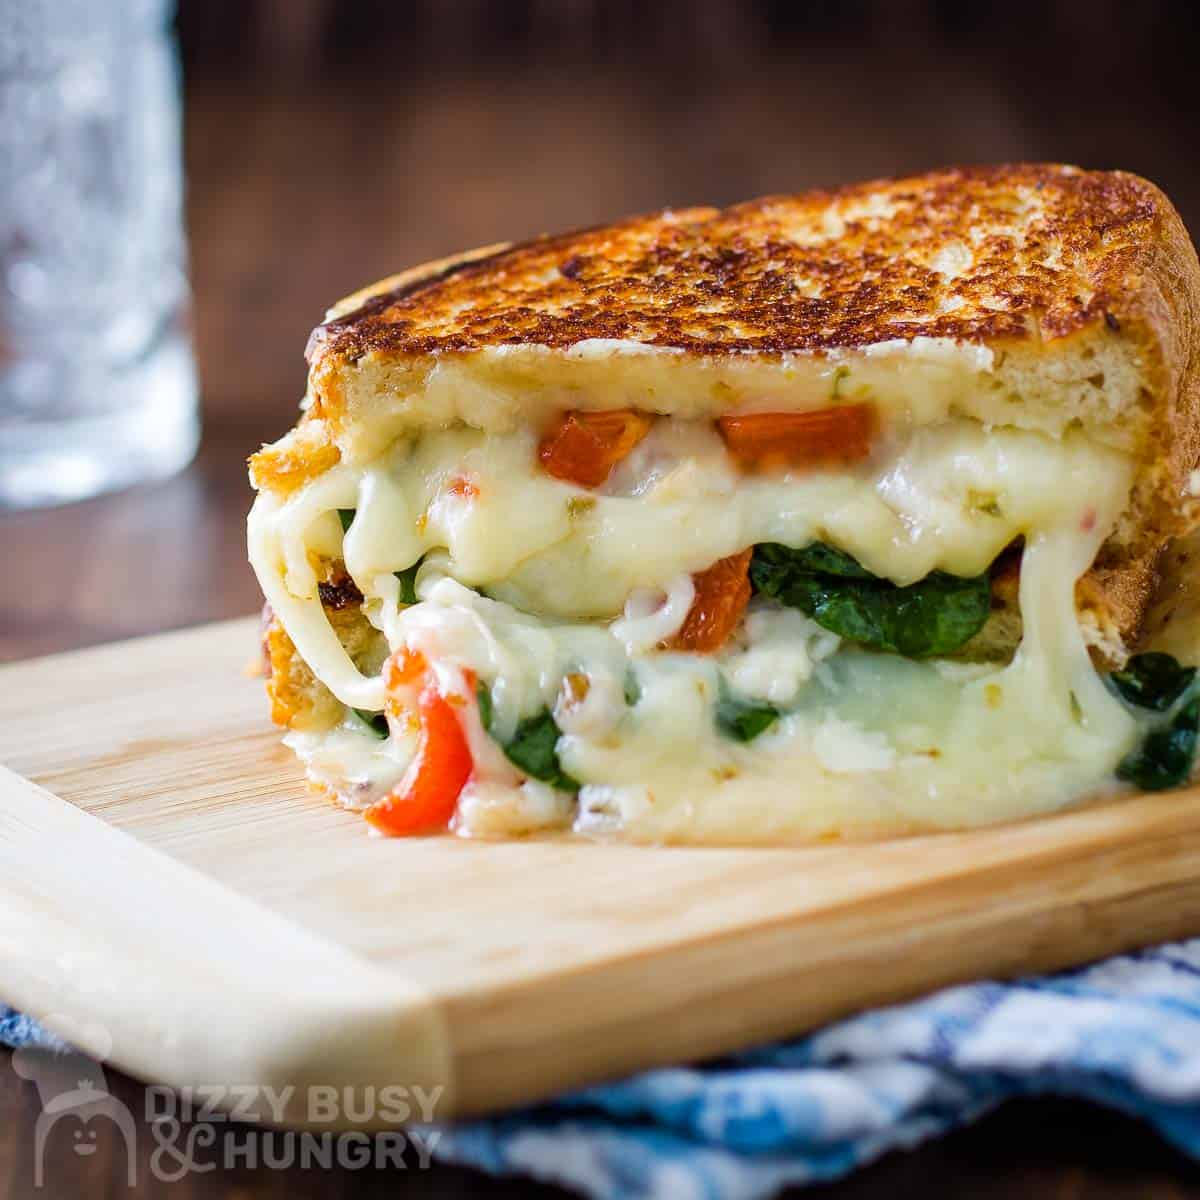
[{"x1": 4, "y1": 38, "x2": 1200, "y2": 1197}]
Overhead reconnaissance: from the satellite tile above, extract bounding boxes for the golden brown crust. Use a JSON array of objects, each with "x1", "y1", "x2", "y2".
[
  {"x1": 249, "y1": 420, "x2": 341, "y2": 497},
  {"x1": 262, "y1": 606, "x2": 344, "y2": 731},
  {"x1": 1139, "y1": 525, "x2": 1200, "y2": 660},
  {"x1": 1079, "y1": 550, "x2": 1162, "y2": 656},
  {"x1": 307, "y1": 166, "x2": 1186, "y2": 362},
  {"x1": 321, "y1": 241, "x2": 514, "y2": 324},
  {"x1": 300, "y1": 166, "x2": 1200, "y2": 552},
  {"x1": 1122, "y1": 188, "x2": 1200, "y2": 548},
  {"x1": 962, "y1": 543, "x2": 1157, "y2": 667}
]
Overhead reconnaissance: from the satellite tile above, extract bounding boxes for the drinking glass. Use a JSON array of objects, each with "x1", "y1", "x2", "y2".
[{"x1": 0, "y1": 0, "x2": 198, "y2": 509}]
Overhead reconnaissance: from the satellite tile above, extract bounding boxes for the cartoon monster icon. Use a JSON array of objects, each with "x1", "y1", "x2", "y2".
[{"x1": 12, "y1": 1020, "x2": 137, "y2": 1188}]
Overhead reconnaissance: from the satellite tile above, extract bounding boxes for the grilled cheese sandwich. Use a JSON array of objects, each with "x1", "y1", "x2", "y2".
[{"x1": 248, "y1": 164, "x2": 1200, "y2": 842}]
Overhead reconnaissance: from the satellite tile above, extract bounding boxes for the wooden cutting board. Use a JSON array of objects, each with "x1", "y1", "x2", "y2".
[{"x1": 4, "y1": 617, "x2": 1200, "y2": 1126}]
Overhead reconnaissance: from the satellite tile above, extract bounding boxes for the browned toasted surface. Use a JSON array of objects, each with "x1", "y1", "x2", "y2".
[
  {"x1": 249, "y1": 426, "x2": 341, "y2": 496},
  {"x1": 262, "y1": 606, "x2": 342, "y2": 731},
  {"x1": 1081, "y1": 551, "x2": 1162, "y2": 648},
  {"x1": 963, "y1": 543, "x2": 1157, "y2": 666},
  {"x1": 308, "y1": 165, "x2": 1174, "y2": 364}
]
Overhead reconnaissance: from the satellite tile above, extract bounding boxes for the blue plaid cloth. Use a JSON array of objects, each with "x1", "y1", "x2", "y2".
[{"x1": 8, "y1": 940, "x2": 1200, "y2": 1198}]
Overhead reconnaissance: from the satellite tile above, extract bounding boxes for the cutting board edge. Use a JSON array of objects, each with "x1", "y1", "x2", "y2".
[
  {"x1": 437, "y1": 802, "x2": 1200, "y2": 1114},
  {"x1": 0, "y1": 765, "x2": 456, "y2": 1127},
  {"x1": 6, "y1": 617, "x2": 1200, "y2": 1121}
]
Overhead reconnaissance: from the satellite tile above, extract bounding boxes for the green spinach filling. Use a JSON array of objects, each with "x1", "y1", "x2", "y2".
[
  {"x1": 476, "y1": 682, "x2": 580, "y2": 792},
  {"x1": 336, "y1": 521, "x2": 1200, "y2": 794},
  {"x1": 351, "y1": 708, "x2": 389, "y2": 738},
  {"x1": 749, "y1": 542, "x2": 991, "y2": 658},
  {"x1": 1112, "y1": 653, "x2": 1200, "y2": 791},
  {"x1": 1110, "y1": 652, "x2": 1196, "y2": 712},
  {"x1": 715, "y1": 682, "x2": 779, "y2": 743},
  {"x1": 394, "y1": 556, "x2": 424, "y2": 606}
]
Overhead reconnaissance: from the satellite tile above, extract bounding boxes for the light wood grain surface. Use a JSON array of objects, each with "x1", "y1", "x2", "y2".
[{"x1": 3, "y1": 618, "x2": 1200, "y2": 1122}]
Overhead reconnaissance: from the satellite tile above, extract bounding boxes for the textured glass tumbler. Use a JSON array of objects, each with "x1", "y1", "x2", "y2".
[{"x1": 0, "y1": 0, "x2": 198, "y2": 509}]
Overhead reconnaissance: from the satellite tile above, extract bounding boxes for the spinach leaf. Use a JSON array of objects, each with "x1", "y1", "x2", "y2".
[
  {"x1": 503, "y1": 713, "x2": 580, "y2": 791},
  {"x1": 395, "y1": 556, "x2": 424, "y2": 605},
  {"x1": 475, "y1": 682, "x2": 579, "y2": 791},
  {"x1": 716, "y1": 692, "x2": 779, "y2": 742},
  {"x1": 338, "y1": 508, "x2": 355, "y2": 534},
  {"x1": 351, "y1": 708, "x2": 389, "y2": 738},
  {"x1": 475, "y1": 681, "x2": 493, "y2": 728},
  {"x1": 1116, "y1": 696, "x2": 1200, "y2": 791},
  {"x1": 749, "y1": 542, "x2": 990, "y2": 658},
  {"x1": 752, "y1": 540, "x2": 873, "y2": 583},
  {"x1": 1111, "y1": 653, "x2": 1197, "y2": 712}
]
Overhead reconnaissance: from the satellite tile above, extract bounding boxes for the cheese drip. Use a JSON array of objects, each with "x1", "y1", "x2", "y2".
[{"x1": 249, "y1": 414, "x2": 1143, "y2": 840}]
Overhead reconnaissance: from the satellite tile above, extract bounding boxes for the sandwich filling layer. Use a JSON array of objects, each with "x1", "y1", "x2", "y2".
[{"x1": 247, "y1": 402, "x2": 1191, "y2": 842}]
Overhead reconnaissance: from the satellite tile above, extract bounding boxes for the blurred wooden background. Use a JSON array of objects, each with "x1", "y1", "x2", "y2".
[
  {"x1": 5, "y1": 0, "x2": 1199, "y2": 660},
  {"x1": 178, "y1": 0, "x2": 1200, "y2": 438},
  {"x1": 3, "y1": 0, "x2": 1198, "y2": 660}
]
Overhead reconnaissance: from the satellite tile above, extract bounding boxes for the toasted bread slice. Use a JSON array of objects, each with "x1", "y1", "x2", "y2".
[
  {"x1": 255, "y1": 165, "x2": 1200, "y2": 663},
  {"x1": 299, "y1": 165, "x2": 1200, "y2": 549}
]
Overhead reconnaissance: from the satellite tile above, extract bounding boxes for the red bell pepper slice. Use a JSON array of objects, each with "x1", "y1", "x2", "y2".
[
  {"x1": 365, "y1": 677, "x2": 473, "y2": 836},
  {"x1": 538, "y1": 409, "x2": 653, "y2": 488},
  {"x1": 718, "y1": 405, "x2": 876, "y2": 472},
  {"x1": 666, "y1": 549, "x2": 753, "y2": 654}
]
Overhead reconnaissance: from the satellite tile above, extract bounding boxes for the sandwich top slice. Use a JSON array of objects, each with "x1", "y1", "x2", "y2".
[{"x1": 248, "y1": 164, "x2": 1200, "y2": 843}]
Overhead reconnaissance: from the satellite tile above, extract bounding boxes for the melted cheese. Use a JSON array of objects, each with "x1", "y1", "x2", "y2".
[{"x1": 249, "y1": 414, "x2": 1147, "y2": 842}]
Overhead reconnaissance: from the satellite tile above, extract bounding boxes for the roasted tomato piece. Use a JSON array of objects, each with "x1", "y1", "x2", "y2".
[
  {"x1": 385, "y1": 646, "x2": 428, "y2": 688},
  {"x1": 446, "y1": 476, "x2": 480, "y2": 500},
  {"x1": 717, "y1": 404, "x2": 876, "y2": 472},
  {"x1": 365, "y1": 682, "x2": 473, "y2": 836},
  {"x1": 538, "y1": 409, "x2": 653, "y2": 488},
  {"x1": 666, "y1": 549, "x2": 753, "y2": 653}
]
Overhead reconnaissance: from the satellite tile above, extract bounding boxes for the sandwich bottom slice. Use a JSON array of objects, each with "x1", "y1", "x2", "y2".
[{"x1": 247, "y1": 169, "x2": 1200, "y2": 843}]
